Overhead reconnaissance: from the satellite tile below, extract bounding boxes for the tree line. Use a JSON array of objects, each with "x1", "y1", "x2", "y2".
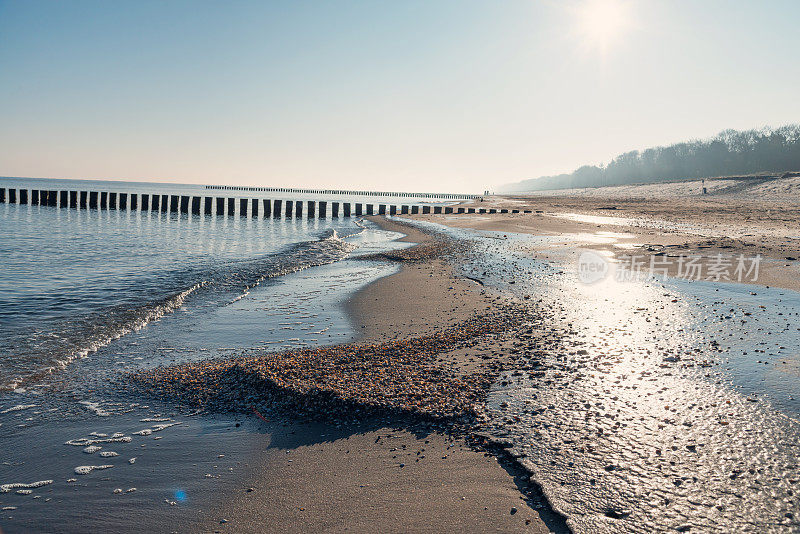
[{"x1": 502, "y1": 124, "x2": 800, "y2": 192}]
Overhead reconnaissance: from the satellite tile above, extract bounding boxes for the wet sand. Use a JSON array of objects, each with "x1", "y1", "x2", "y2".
[
  {"x1": 148, "y1": 194, "x2": 799, "y2": 533},
  {"x1": 398, "y1": 195, "x2": 800, "y2": 532},
  {"x1": 417, "y1": 194, "x2": 800, "y2": 291},
  {"x1": 127, "y1": 217, "x2": 567, "y2": 533}
]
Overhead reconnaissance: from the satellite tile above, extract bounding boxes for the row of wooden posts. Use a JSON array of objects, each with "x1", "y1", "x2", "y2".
[
  {"x1": 204, "y1": 185, "x2": 479, "y2": 200},
  {"x1": 0, "y1": 188, "x2": 527, "y2": 217}
]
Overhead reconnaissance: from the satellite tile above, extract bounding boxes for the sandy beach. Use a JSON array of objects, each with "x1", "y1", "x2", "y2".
[
  {"x1": 433, "y1": 181, "x2": 800, "y2": 292},
  {"x1": 11, "y1": 185, "x2": 795, "y2": 533},
  {"x1": 122, "y1": 186, "x2": 800, "y2": 532},
  {"x1": 126, "y1": 216, "x2": 568, "y2": 533}
]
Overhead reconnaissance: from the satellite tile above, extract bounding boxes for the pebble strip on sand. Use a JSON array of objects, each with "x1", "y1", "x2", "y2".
[{"x1": 128, "y1": 303, "x2": 532, "y2": 424}]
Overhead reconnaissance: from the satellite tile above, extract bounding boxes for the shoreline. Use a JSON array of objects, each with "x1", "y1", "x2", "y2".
[
  {"x1": 413, "y1": 194, "x2": 800, "y2": 292},
  {"x1": 126, "y1": 215, "x2": 569, "y2": 533}
]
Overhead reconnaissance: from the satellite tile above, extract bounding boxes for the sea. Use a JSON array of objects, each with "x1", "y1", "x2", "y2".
[{"x1": 0, "y1": 176, "x2": 427, "y2": 531}]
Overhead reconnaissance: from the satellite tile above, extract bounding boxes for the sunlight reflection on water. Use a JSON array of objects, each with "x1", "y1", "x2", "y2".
[{"x1": 402, "y1": 218, "x2": 800, "y2": 533}]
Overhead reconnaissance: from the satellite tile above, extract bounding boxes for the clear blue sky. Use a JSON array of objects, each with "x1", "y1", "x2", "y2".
[{"x1": 1, "y1": 0, "x2": 798, "y2": 192}]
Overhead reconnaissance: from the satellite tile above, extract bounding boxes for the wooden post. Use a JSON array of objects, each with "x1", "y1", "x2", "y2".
[
  {"x1": 422, "y1": 206, "x2": 430, "y2": 214},
  {"x1": 89, "y1": 191, "x2": 98, "y2": 209},
  {"x1": 109, "y1": 192, "x2": 117, "y2": 210},
  {"x1": 343, "y1": 202, "x2": 351, "y2": 217},
  {"x1": 119, "y1": 193, "x2": 128, "y2": 210},
  {"x1": 433, "y1": 206, "x2": 442, "y2": 214},
  {"x1": 100, "y1": 192, "x2": 108, "y2": 209},
  {"x1": 191, "y1": 196, "x2": 201, "y2": 214},
  {"x1": 227, "y1": 197, "x2": 235, "y2": 216},
  {"x1": 295, "y1": 200, "x2": 302, "y2": 218},
  {"x1": 251, "y1": 198, "x2": 258, "y2": 217},
  {"x1": 263, "y1": 199, "x2": 272, "y2": 217},
  {"x1": 273, "y1": 199, "x2": 282, "y2": 218},
  {"x1": 31, "y1": 190, "x2": 39, "y2": 205},
  {"x1": 161, "y1": 194, "x2": 169, "y2": 213},
  {"x1": 378, "y1": 204, "x2": 386, "y2": 215},
  {"x1": 307, "y1": 200, "x2": 315, "y2": 218},
  {"x1": 130, "y1": 193, "x2": 138, "y2": 211},
  {"x1": 19, "y1": 189, "x2": 28, "y2": 205},
  {"x1": 318, "y1": 201, "x2": 327, "y2": 218},
  {"x1": 366, "y1": 204, "x2": 374, "y2": 215},
  {"x1": 0, "y1": 187, "x2": 5, "y2": 203},
  {"x1": 140, "y1": 194, "x2": 149, "y2": 211},
  {"x1": 332, "y1": 202, "x2": 339, "y2": 217},
  {"x1": 239, "y1": 198, "x2": 248, "y2": 217},
  {"x1": 355, "y1": 203, "x2": 362, "y2": 216},
  {"x1": 285, "y1": 200, "x2": 294, "y2": 218},
  {"x1": 8, "y1": 189, "x2": 16, "y2": 203}
]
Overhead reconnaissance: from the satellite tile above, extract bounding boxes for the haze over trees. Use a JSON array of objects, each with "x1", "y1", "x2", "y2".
[{"x1": 501, "y1": 124, "x2": 800, "y2": 192}]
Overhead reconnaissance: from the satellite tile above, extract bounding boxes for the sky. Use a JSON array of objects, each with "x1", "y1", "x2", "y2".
[{"x1": 1, "y1": 0, "x2": 799, "y2": 193}]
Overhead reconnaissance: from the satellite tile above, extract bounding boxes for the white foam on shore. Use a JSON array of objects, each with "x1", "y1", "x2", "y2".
[
  {"x1": 134, "y1": 422, "x2": 181, "y2": 436},
  {"x1": 74, "y1": 465, "x2": 113, "y2": 475},
  {"x1": 83, "y1": 445, "x2": 102, "y2": 454},
  {"x1": 0, "y1": 480, "x2": 53, "y2": 493},
  {"x1": 79, "y1": 401, "x2": 110, "y2": 417},
  {"x1": 99, "y1": 451, "x2": 118, "y2": 457},
  {"x1": 66, "y1": 434, "x2": 132, "y2": 447}
]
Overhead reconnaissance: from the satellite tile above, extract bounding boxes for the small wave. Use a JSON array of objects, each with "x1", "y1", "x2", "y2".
[
  {"x1": 227, "y1": 229, "x2": 357, "y2": 303},
  {"x1": 1, "y1": 282, "x2": 207, "y2": 391},
  {"x1": 2, "y1": 226, "x2": 361, "y2": 390}
]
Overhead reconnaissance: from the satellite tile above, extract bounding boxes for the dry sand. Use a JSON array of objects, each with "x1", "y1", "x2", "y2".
[{"x1": 509, "y1": 173, "x2": 800, "y2": 203}]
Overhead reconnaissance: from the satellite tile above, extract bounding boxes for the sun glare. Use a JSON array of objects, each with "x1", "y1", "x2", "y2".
[{"x1": 572, "y1": 0, "x2": 634, "y2": 53}]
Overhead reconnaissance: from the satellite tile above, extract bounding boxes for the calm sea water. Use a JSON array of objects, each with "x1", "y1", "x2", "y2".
[
  {"x1": 0, "y1": 177, "x2": 416, "y2": 391},
  {"x1": 0, "y1": 178, "x2": 428, "y2": 531}
]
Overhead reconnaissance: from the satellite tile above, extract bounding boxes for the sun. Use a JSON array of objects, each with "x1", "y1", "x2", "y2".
[{"x1": 572, "y1": 0, "x2": 634, "y2": 53}]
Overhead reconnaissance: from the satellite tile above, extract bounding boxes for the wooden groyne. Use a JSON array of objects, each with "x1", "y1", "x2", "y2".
[
  {"x1": 203, "y1": 185, "x2": 478, "y2": 200},
  {"x1": 0, "y1": 187, "x2": 530, "y2": 217}
]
